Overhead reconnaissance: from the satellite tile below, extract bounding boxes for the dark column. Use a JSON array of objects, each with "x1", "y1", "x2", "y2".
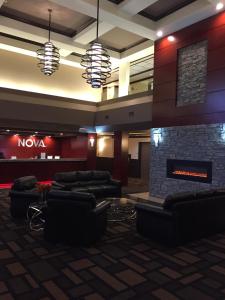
[
  {"x1": 113, "y1": 131, "x2": 128, "y2": 186},
  {"x1": 87, "y1": 133, "x2": 97, "y2": 170}
]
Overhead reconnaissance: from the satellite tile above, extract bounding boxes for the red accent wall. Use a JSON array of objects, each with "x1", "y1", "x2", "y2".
[
  {"x1": 0, "y1": 133, "x2": 99, "y2": 183},
  {"x1": 0, "y1": 135, "x2": 60, "y2": 159},
  {"x1": 153, "y1": 11, "x2": 225, "y2": 127},
  {"x1": 60, "y1": 135, "x2": 88, "y2": 158},
  {"x1": 0, "y1": 134, "x2": 89, "y2": 159}
]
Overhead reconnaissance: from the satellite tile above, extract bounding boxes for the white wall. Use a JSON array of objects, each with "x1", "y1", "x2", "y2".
[
  {"x1": 128, "y1": 137, "x2": 150, "y2": 159},
  {"x1": 96, "y1": 135, "x2": 150, "y2": 158},
  {"x1": 0, "y1": 49, "x2": 101, "y2": 102}
]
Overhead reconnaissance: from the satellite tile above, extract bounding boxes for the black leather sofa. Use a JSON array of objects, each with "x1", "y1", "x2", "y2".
[
  {"x1": 51, "y1": 170, "x2": 121, "y2": 198},
  {"x1": 135, "y1": 189, "x2": 225, "y2": 246},
  {"x1": 44, "y1": 190, "x2": 110, "y2": 245},
  {"x1": 9, "y1": 176, "x2": 40, "y2": 218}
]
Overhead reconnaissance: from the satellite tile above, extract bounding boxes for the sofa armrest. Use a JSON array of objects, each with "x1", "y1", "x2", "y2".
[
  {"x1": 51, "y1": 181, "x2": 65, "y2": 190},
  {"x1": 135, "y1": 203, "x2": 173, "y2": 218},
  {"x1": 93, "y1": 200, "x2": 110, "y2": 214},
  {"x1": 109, "y1": 179, "x2": 121, "y2": 186},
  {"x1": 9, "y1": 190, "x2": 40, "y2": 199},
  {"x1": 135, "y1": 203, "x2": 177, "y2": 246}
]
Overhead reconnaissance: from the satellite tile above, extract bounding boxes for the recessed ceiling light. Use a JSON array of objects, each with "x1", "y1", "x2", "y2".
[
  {"x1": 216, "y1": 2, "x2": 224, "y2": 10},
  {"x1": 6, "y1": 129, "x2": 10, "y2": 132},
  {"x1": 168, "y1": 35, "x2": 175, "y2": 42},
  {"x1": 157, "y1": 30, "x2": 163, "y2": 37}
]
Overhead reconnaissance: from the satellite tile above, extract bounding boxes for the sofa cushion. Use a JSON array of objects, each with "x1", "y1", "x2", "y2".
[
  {"x1": 87, "y1": 186, "x2": 104, "y2": 196},
  {"x1": 78, "y1": 180, "x2": 108, "y2": 187},
  {"x1": 163, "y1": 191, "x2": 196, "y2": 209},
  {"x1": 214, "y1": 188, "x2": 225, "y2": 196},
  {"x1": 71, "y1": 187, "x2": 89, "y2": 193},
  {"x1": 60, "y1": 182, "x2": 81, "y2": 189},
  {"x1": 92, "y1": 171, "x2": 110, "y2": 180},
  {"x1": 13, "y1": 176, "x2": 37, "y2": 191},
  {"x1": 195, "y1": 189, "x2": 215, "y2": 199},
  {"x1": 54, "y1": 171, "x2": 77, "y2": 182},
  {"x1": 48, "y1": 190, "x2": 96, "y2": 208},
  {"x1": 77, "y1": 171, "x2": 93, "y2": 181}
]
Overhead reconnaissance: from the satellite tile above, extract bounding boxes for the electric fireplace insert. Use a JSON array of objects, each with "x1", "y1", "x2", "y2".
[{"x1": 167, "y1": 159, "x2": 212, "y2": 183}]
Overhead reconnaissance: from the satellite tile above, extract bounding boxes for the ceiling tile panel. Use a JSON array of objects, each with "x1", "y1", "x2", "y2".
[
  {"x1": 0, "y1": 0, "x2": 94, "y2": 37},
  {"x1": 139, "y1": 0, "x2": 197, "y2": 21}
]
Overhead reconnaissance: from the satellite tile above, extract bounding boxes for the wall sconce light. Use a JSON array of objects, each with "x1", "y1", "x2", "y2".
[
  {"x1": 153, "y1": 128, "x2": 162, "y2": 147},
  {"x1": 89, "y1": 136, "x2": 95, "y2": 147},
  {"x1": 220, "y1": 124, "x2": 225, "y2": 141}
]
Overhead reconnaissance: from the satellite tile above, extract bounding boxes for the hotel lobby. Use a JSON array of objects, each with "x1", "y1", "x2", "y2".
[{"x1": 1, "y1": 0, "x2": 225, "y2": 299}]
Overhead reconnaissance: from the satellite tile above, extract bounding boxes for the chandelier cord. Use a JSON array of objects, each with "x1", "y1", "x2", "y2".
[
  {"x1": 96, "y1": 0, "x2": 99, "y2": 41},
  {"x1": 48, "y1": 9, "x2": 52, "y2": 42}
]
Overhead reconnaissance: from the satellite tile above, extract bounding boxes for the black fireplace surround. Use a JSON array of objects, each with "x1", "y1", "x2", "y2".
[{"x1": 167, "y1": 159, "x2": 212, "y2": 183}]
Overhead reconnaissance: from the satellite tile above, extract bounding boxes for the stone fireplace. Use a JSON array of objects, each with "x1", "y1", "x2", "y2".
[{"x1": 150, "y1": 123, "x2": 225, "y2": 198}]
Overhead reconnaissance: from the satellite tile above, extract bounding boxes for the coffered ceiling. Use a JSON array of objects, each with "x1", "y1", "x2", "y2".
[
  {"x1": 0, "y1": 0, "x2": 94, "y2": 37},
  {"x1": 0, "y1": 0, "x2": 223, "y2": 69}
]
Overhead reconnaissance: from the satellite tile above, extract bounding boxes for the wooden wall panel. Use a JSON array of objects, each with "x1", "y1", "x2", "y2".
[{"x1": 153, "y1": 10, "x2": 225, "y2": 127}]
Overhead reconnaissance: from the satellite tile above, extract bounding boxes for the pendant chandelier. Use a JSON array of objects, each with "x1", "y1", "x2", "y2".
[
  {"x1": 36, "y1": 9, "x2": 60, "y2": 76},
  {"x1": 81, "y1": 0, "x2": 111, "y2": 88}
]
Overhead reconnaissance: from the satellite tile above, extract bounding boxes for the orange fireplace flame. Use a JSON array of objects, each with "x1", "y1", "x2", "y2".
[{"x1": 173, "y1": 170, "x2": 207, "y2": 178}]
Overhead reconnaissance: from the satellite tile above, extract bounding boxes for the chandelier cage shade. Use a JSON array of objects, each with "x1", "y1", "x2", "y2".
[
  {"x1": 81, "y1": 0, "x2": 111, "y2": 88},
  {"x1": 36, "y1": 9, "x2": 60, "y2": 76}
]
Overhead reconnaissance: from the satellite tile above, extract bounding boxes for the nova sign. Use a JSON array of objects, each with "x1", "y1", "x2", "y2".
[{"x1": 18, "y1": 138, "x2": 47, "y2": 148}]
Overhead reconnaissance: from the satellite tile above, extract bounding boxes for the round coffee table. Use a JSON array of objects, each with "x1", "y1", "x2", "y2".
[{"x1": 106, "y1": 197, "x2": 136, "y2": 222}]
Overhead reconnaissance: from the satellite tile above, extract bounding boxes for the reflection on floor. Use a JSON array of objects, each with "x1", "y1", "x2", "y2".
[
  {"x1": 122, "y1": 178, "x2": 149, "y2": 195},
  {"x1": 127, "y1": 192, "x2": 164, "y2": 207}
]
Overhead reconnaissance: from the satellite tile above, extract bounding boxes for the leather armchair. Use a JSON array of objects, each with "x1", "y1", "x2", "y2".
[
  {"x1": 9, "y1": 176, "x2": 40, "y2": 218},
  {"x1": 44, "y1": 190, "x2": 110, "y2": 245}
]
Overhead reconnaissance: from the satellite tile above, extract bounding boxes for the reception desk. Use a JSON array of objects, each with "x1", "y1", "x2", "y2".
[{"x1": 0, "y1": 159, "x2": 87, "y2": 183}]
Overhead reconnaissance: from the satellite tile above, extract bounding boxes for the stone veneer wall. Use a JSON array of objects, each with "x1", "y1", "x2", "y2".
[
  {"x1": 176, "y1": 40, "x2": 208, "y2": 107},
  {"x1": 150, "y1": 123, "x2": 225, "y2": 198}
]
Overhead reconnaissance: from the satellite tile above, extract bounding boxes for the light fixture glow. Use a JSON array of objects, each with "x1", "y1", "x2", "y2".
[
  {"x1": 157, "y1": 30, "x2": 163, "y2": 37},
  {"x1": 168, "y1": 35, "x2": 175, "y2": 42},
  {"x1": 81, "y1": 0, "x2": 111, "y2": 88},
  {"x1": 152, "y1": 128, "x2": 162, "y2": 147},
  {"x1": 89, "y1": 136, "x2": 95, "y2": 147},
  {"x1": 216, "y1": 2, "x2": 224, "y2": 10},
  {"x1": 36, "y1": 9, "x2": 60, "y2": 76}
]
